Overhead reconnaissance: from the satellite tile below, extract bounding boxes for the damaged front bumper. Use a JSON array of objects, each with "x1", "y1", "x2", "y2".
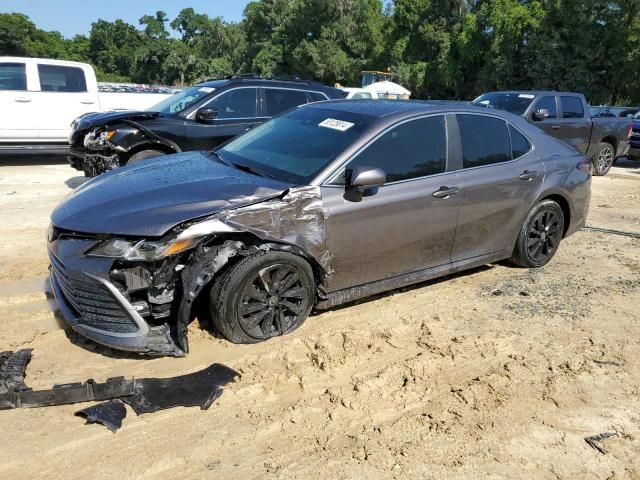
[{"x1": 48, "y1": 237, "x2": 184, "y2": 356}]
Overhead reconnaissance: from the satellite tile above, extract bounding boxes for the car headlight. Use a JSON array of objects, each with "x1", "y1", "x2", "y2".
[{"x1": 87, "y1": 236, "x2": 199, "y2": 261}]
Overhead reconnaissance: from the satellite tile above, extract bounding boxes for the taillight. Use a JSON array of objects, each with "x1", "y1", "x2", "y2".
[
  {"x1": 577, "y1": 157, "x2": 593, "y2": 174},
  {"x1": 628, "y1": 123, "x2": 633, "y2": 139}
]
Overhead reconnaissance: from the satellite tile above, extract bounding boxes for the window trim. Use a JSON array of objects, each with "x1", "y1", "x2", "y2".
[
  {"x1": 0, "y1": 62, "x2": 27, "y2": 92},
  {"x1": 322, "y1": 113, "x2": 452, "y2": 187},
  {"x1": 36, "y1": 63, "x2": 88, "y2": 93},
  {"x1": 261, "y1": 87, "x2": 327, "y2": 117},
  {"x1": 451, "y1": 112, "x2": 536, "y2": 172}
]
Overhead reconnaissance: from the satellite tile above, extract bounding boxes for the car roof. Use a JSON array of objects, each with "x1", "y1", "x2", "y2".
[
  {"x1": 306, "y1": 99, "x2": 497, "y2": 119},
  {"x1": 195, "y1": 76, "x2": 340, "y2": 93},
  {"x1": 480, "y1": 90, "x2": 584, "y2": 97}
]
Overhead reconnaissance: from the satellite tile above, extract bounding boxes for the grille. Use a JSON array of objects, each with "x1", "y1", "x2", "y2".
[{"x1": 49, "y1": 252, "x2": 138, "y2": 333}]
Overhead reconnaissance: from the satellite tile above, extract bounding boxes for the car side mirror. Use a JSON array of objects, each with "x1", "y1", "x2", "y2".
[
  {"x1": 195, "y1": 107, "x2": 218, "y2": 122},
  {"x1": 345, "y1": 166, "x2": 386, "y2": 202},
  {"x1": 532, "y1": 109, "x2": 550, "y2": 121}
]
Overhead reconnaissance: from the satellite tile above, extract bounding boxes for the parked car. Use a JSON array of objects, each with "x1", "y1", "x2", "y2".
[
  {"x1": 67, "y1": 75, "x2": 347, "y2": 177},
  {"x1": 340, "y1": 87, "x2": 376, "y2": 99},
  {"x1": 629, "y1": 110, "x2": 640, "y2": 160},
  {"x1": 590, "y1": 106, "x2": 639, "y2": 118},
  {"x1": 0, "y1": 57, "x2": 170, "y2": 155},
  {"x1": 473, "y1": 91, "x2": 632, "y2": 175},
  {"x1": 49, "y1": 100, "x2": 591, "y2": 355}
]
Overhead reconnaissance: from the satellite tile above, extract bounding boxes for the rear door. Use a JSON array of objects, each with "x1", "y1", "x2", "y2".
[
  {"x1": 36, "y1": 63, "x2": 97, "y2": 140},
  {"x1": 182, "y1": 87, "x2": 261, "y2": 150},
  {"x1": 0, "y1": 62, "x2": 37, "y2": 141},
  {"x1": 451, "y1": 114, "x2": 543, "y2": 262},
  {"x1": 321, "y1": 114, "x2": 460, "y2": 292},
  {"x1": 558, "y1": 96, "x2": 591, "y2": 153}
]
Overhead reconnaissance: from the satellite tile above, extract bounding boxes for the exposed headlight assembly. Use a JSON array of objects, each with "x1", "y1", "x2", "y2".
[{"x1": 87, "y1": 236, "x2": 199, "y2": 261}]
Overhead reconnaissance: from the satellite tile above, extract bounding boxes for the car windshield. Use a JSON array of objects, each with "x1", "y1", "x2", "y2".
[
  {"x1": 147, "y1": 85, "x2": 215, "y2": 114},
  {"x1": 472, "y1": 93, "x2": 535, "y2": 115},
  {"x1": 219, "y1": 107, "x2": 375, "y2": 184}
]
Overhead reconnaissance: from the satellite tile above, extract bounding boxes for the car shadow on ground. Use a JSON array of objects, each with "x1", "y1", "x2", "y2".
[
  {"x1": 0, "y1": 155, "x2": 68, "y2": 166},
  {"x1": 615, "y1": 157, "x2": 640, "y2": 171}
]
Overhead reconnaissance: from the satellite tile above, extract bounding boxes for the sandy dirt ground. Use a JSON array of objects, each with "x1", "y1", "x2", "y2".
[{"x1": 0, "y1": 157, "x2": 639, "y2": 479}]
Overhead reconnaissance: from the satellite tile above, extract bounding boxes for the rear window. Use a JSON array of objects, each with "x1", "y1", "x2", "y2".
[
  {"x1": 509, "y1": 124, "x2": 532, "y2": 159},
  {"x1": 472, "y1": 92, "x2": 534, "y2": 115},
  {"x1": 308, "y1": 92, "x2": 328, "y2": 102},
  {"x1": 0, "y1": 63, "x2": 26, "y2": 91},
  {"x1": 561, "y1": 96, "x2": 585, "y2": 119},
  {"x1": 457, "y1": 114, "x2": 512, "y2": 168},
  {"x1": 38, "y1": 64, "x2": 87, "y2": 92}
]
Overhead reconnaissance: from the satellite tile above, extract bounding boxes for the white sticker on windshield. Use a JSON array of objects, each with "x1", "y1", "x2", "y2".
[
  {"x1": 518, "y1": 94, "x2": 535, "y2": 99},
  {"x1": 318, "y1": 118, "x2": 354, "y2": 132},
  {"x1": 199, "y1": 87, "x2": 215, "y2": 93}
]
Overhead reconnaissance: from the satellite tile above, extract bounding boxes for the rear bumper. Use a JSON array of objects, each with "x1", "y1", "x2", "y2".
[{"x1": 617, "y1": 140, "x2": 630, "y2": 157}]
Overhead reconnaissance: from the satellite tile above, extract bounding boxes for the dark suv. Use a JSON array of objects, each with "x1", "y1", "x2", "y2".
[
  {"x1": 49, "y1": 100, "x2": 591, "y2": 356},
  {"x1": 67, "y1": 75, "x2": 346, "y2": 176}
]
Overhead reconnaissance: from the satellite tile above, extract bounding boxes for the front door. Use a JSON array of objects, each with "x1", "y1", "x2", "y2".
[
  {"x1": 529, "y1": 95, "x2": 562, "y2": 138},
  {"x1": 183, "y1": 87, "x2": 263, "y2": 150},
  {"x1": 321, "y1": 115, "x2": 460, "y2": 292},
  {"x1": 451, "y1": 114, "x2": 545, "y2": 262}
]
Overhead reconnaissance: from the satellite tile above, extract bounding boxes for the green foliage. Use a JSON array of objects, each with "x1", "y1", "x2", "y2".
[{"x1": 1, "y1": 2, "x2": 640, "y2": 103}]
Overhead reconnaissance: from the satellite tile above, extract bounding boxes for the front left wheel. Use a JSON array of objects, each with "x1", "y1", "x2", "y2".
[{"x1": 210, "y1": 251, "x2": 315, "y2": 344}]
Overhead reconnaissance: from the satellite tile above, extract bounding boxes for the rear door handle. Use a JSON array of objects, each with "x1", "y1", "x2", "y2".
[
  {"x1": 80, "y1": 100, "x2": 96, "y2": 105},
  {"x1": 14, "y1": 97, "x2": 31, "y2": 103},
  {"x1": 432, "y1": 186, "x2": 459, "y2": 198},
  {"x1": 519, "y1": 170, "x2": 538, "y2": 180}
]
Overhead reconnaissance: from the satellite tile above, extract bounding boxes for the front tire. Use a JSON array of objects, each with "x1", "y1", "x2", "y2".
[
  {"x1": 127, "y1": 149, "x2": 166, "y2": 165},
  {"x1": 210, "y1": 252, "x2": 315, "y2": 344},
  {"x1": 510, "y1": 200, "x2": 565, "y2": 268},
  {"x1": 592, "y1": 142, "x2": 615, "y2": 176}
]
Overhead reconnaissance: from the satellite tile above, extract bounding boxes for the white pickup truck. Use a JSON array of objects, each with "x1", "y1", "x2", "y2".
[{"x1": 0, "y1": 57, "x2": 171, "y2": 155}]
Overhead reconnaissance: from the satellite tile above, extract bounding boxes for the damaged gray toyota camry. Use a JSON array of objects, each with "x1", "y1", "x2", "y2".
[{"x1": 48, "y1": 100, "x2": 591, "y2": 356}]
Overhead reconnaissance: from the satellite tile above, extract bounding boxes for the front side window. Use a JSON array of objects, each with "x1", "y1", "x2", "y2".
[
  {"x1": 342, "y1": 115, "x2": 447, "y2": 183},
  {"x1": 457, "y1": 114, "x2": 511, "y2": 168},
  {"x1": 561, "y1": 96, "x2": 585, "y2": 119},
  {"x1": 534, "y1": 96, "x2": 557, "y2": 119},
  {"x1": 472, "y1": 92, "x2": 534, "y2": 115},
  {"x1": 264, "y1": 89, "x2": 308, "y2": 116},
  {"x1": 0, "y1": 63, "x2": 27, "y2": 91},
  {"x1": 38, "y1": 64, "x2": 87, "y2": 92},
  {"x1": 209, "y1": 88, "x2": 257, "y2": 119}
]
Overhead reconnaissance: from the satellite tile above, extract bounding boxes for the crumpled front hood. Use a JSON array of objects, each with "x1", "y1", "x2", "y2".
[
  {"x1": 74, "y1": 110, "x2": 161, "y2": 131},
  {"x1": 51, "y1": 151, "x2": 291, "y2": 237}
]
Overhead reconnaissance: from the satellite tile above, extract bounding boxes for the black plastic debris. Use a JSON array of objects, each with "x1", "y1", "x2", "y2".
[
  {"x1": 75, "y1": 400, "x2": 127, "y2": 432},
  {"x1": 0, "y1": 349, "x2": 32, "y2": 395},
  {"x1": 585, "y1": 432, "x2": 619, "y2": 454},
  {"x1": 122, "y1": 363, "x2": 238, "y2": 415}
]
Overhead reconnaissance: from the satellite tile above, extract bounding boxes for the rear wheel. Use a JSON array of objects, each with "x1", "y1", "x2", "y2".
[
  {"x1": 210, "y1": 252, "x2": 315, "y2": 344},
  {"x1": 127, "y1": 149, "x2": 166, "y2": 165},
  {"x1": 510, "y1": 200, "x2": 565, "y2": 268},
  {"x1": 592, "y1": 142, "x2": 615, "y2": 176}
]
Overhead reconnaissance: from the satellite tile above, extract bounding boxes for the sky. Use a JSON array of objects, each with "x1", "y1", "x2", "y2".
[{"x1": 0, "y1": 0, "x2": 252, "y2": 38}]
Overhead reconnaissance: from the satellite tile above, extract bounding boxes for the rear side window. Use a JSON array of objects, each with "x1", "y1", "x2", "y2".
[
  {"x1": 0, "y1": 63, "x2": 27, "y2": 91},
  {"x1": 458, "y1": 114, "x2": 511, "y2": 168},
  {"x1": 534, "y1": 96, "x2": 557, "y2": 119},
  {"x1": 38, "y1": 64, "x2": 87, "y2": 92},
  {"x1": 509, "y1": 124, "x2": 531, "y2": 159},
  {"x1": 308, "y1": 91, "x2": 328, "y2": 102},
  {"x1": 345, "y1": 115, "x2": 447, "y2": 183},
  {"x1": 561, "y1": 96, "x2": 585, "y2": 119},
  {"x1": 265, "y1": 89, "x2": 309, "y2": 116},
  {"x1": 352, "y1": 92, "x2": 372, "y2": 99}
]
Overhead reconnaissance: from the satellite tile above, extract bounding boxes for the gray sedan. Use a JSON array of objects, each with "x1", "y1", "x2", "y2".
[{"x1": 49, "y1": 100, "x2": 591, "y2": 355}]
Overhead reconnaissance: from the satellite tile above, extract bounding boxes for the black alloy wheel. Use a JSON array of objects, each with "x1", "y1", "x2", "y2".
[{"x1": 511, "y1": 200, "x2": 565, "y2": 268}]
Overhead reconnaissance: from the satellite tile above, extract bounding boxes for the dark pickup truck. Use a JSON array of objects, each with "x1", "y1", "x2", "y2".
[{"x1": 473, "y1": 91, "x2": 632, "y2": 175}]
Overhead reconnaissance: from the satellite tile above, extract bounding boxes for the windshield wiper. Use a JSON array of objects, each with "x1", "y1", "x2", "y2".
[
  {"x1": 231, "y1": 163, "x2": 275, "y2": 179},
  {"x1": 207, "y1": 150, "x2": 234, "y2": 168}
]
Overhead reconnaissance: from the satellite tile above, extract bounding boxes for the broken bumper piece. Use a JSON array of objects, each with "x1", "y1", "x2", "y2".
[{"x1": 49, "y1": 260, "x2": 184, "y2": 357}]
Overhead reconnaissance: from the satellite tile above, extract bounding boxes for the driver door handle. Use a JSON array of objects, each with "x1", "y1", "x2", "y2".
[
  {"x1": 519, "y1": 170, "x2": 538, "y2": 180},
  {"x1": 14, "y1": 97, "x2": 31, "y2": 103},
  {"x1": 551, "y1": 125, "x2": 561, "y2": 129},
  {"x1": 432, "y1": 186, "x2": 459, "y2": 198}
]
